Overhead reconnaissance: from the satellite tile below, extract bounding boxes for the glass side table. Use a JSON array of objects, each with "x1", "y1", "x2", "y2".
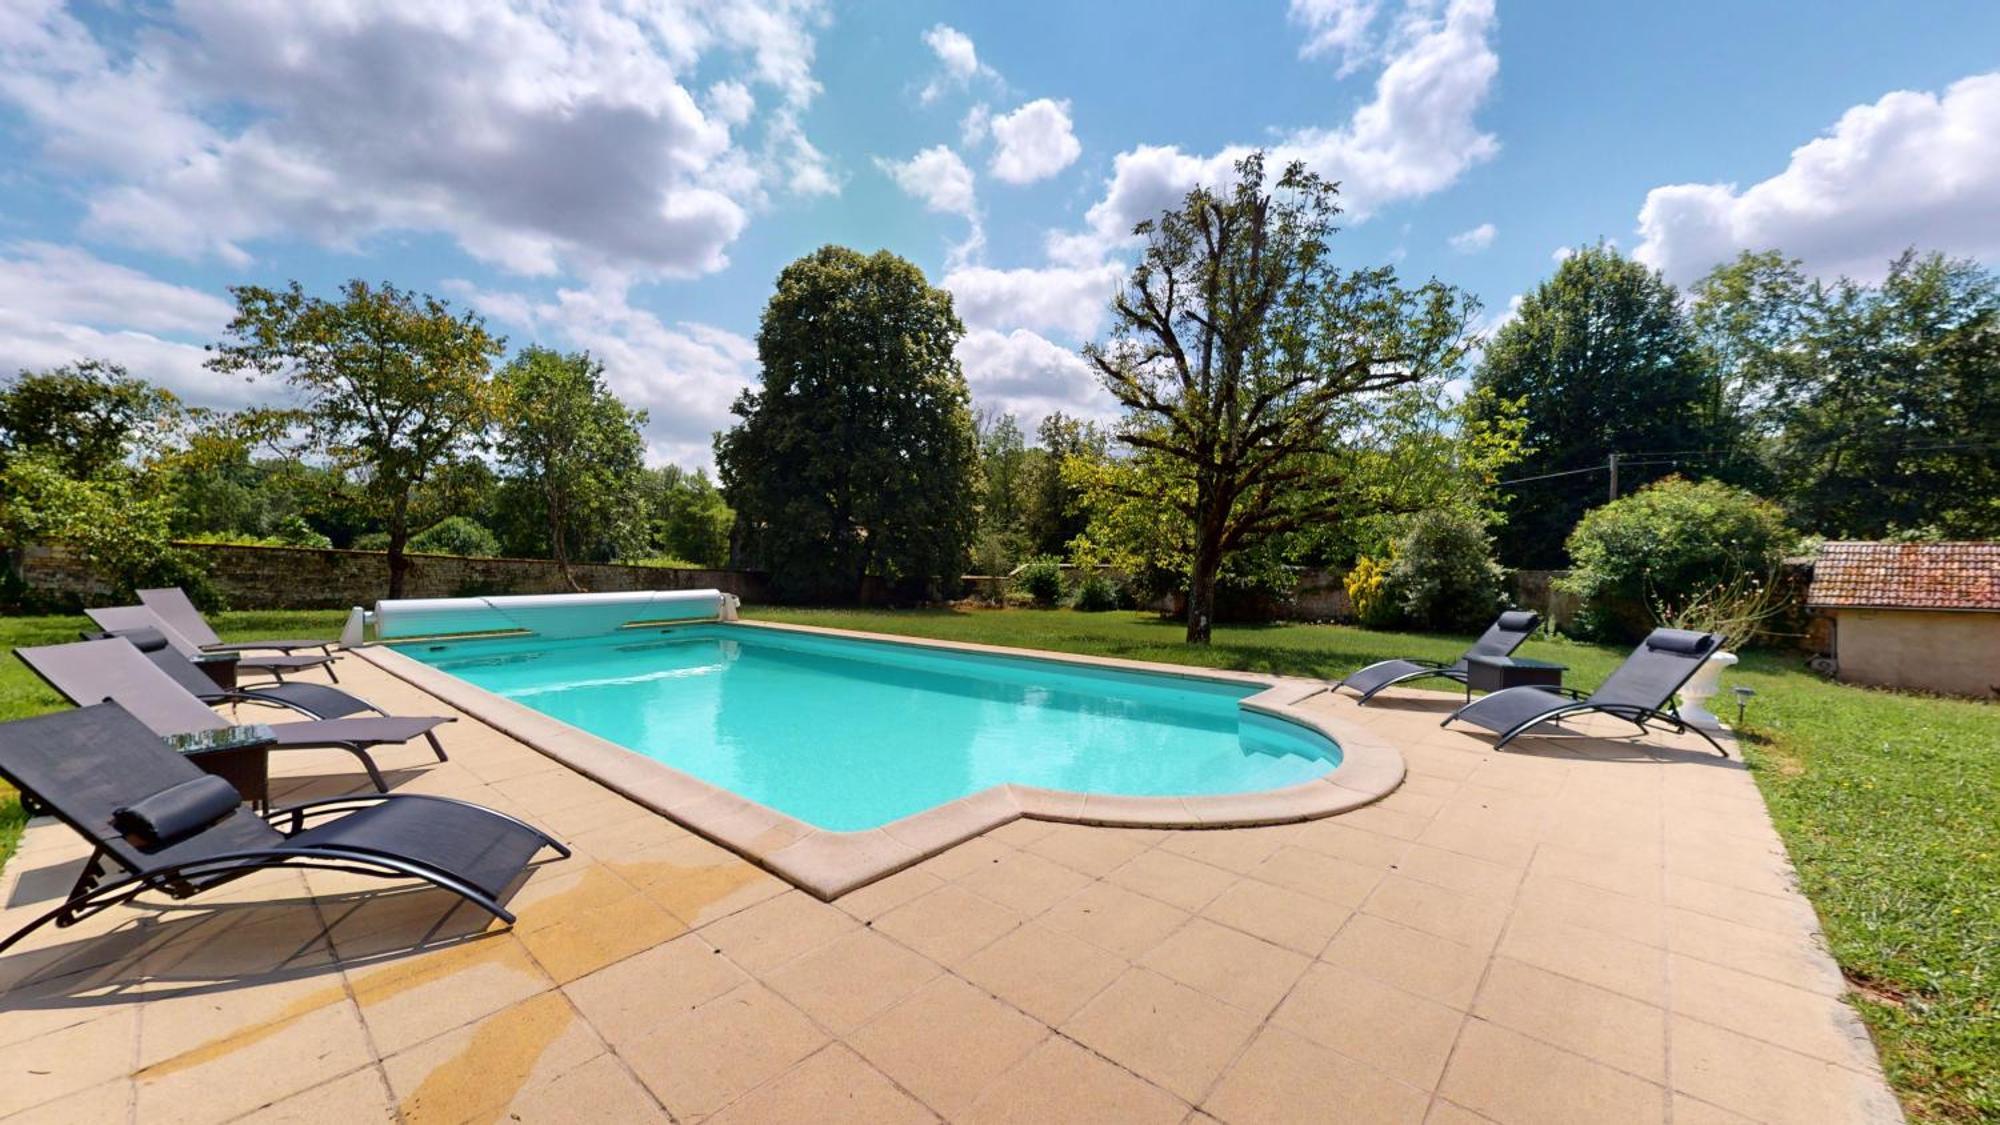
[{"x1": 164, "y1": 724, "x2": 277, "y2": 811}]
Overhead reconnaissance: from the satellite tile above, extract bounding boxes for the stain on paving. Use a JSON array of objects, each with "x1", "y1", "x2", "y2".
[{"x1": 398, "y1": 990, "x2": 575, "y2": 1123}]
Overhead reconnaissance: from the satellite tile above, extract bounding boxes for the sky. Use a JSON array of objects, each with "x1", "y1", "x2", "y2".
[{"x1": 2, "y1": 0, "x2": 1997, "y2": 468}]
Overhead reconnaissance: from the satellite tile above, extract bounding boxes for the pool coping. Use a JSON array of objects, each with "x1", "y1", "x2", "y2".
[{"x1": 351, "y1": 618, "x2": 1406, "y2": 899}]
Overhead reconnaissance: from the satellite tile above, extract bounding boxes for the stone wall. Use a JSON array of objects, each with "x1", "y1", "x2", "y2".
[{"x1": 12, "y1": 541, "x2": 771, "y2": 611}]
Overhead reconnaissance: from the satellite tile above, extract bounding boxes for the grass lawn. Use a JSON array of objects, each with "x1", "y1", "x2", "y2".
[{"x1": 0, "y1": 604, "x2": 1990, "y2": 1118}]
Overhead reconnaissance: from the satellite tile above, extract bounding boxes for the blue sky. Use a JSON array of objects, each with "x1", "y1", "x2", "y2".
[{"x1": 2, "y1": 1, "x2": 1996, "y2": 466}]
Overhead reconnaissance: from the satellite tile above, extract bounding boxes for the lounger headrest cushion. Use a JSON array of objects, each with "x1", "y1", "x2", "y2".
[
  {"x1": 112, "y1": 774, "x2": 242, "y2": 847},
  {"x1": 111, "y1": 627, "x2": 173, "y2": 654},
  {"x1": 1645, "y1": 629, "x2": 1716, "y2": 656},
  {"x1": 1496, "y1": 611, "x2": 1539, "y2": 632}
]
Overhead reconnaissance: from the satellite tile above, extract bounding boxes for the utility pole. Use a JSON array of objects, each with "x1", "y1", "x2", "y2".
[{"x1": 1607, "y1": 451, "x2": 1619, "y2": 502}]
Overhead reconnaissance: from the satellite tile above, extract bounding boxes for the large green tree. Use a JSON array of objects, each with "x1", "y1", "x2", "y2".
[
  {"x1": 494, "y1": 347, "x2": 648, "y2": 587},
  {"x1": 716, "y1": 247, "x2": 982, "y2": 601},
  {"x1": 0, "y1": 359, "x2": 180, "y2": 477},
  {"x1": 1473, "y1": 244, "x2": 1720, "y2": 566},
  {"x1": 207, "y1": 280, "x2": 504, "y2": 598},
  {"x1": 638, "y1": 464, "x2": 733, "y2": 569},
  {"x1": 1086, "y1": 153, "x2": 1475, "y2": 643},
  {"x1": 1023, "y1": 412, "x2": 1108, "y2": 558},
  {"x1": 1694, "y1": 249, "x2": 2000, "y2": 538}
]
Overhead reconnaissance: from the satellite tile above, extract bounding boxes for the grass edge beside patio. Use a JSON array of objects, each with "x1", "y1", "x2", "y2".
[{"x1": 0, "y1": 605, "x2": 1991, "y2": 1120}]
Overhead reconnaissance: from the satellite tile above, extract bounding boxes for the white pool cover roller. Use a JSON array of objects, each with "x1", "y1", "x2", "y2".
[{"x1": 374, "y1": 589, "x2": 729, "y2": 641}]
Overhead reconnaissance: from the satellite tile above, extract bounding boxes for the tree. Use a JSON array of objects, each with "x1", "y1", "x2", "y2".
[
  {"x1": 1023, "y1": 412, "x2": 1108, "y2": 557},
  {"x1": 639, "y1": 464, "x2": 733, "y2": 568},
  {"x1": 494, "y1": 347, "x2": 647, "y2": 587},
  {"x1": 716, "y1": 246, "x2": 982, "y2": 601},
  {"x1": 1085, "y1": 153, "x2": 1475, "y2": 643},
  {"x1": 0, "y1": 359, "x2": 180, "y2": 477},
  {"x1": 1697, "y1": 250, "x2": 1999, "y2": 539},
  {"x1": 970, "y1": 411, "x2": 1032, "y2": 573},
  {"x1": 207, "y1": 280, "x2": 504, "y2": 598},
  {"x1": 1473, "y1": 244, "x2": 1719, "y2": 567}
]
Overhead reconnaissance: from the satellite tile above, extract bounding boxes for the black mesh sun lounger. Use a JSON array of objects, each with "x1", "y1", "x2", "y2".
[
  {"x1": 0, "y1": 702, "x2": 566, "y2": 954},
  {"x1": 1439, "y1": 627, "x2": 1727, "y2": 755},
  {"x1": 1333, "y1": 610, "x2": 1542, "y2": 704},
  {"x1": 86, "y1": 605, "x2": 339, "y2": 683},
  {"x1": 85, "y1": 626, "x2": 414, "y2": 727},
  {"x1": 17, "y1": 639, "x2": 453, "y2": 792},
  {"x1": 139, "y1": 587, "x2": 334, "y2": 658}
]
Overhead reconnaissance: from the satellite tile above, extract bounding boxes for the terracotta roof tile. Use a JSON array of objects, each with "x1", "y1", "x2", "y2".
[{"x1": 1806, "y1": 541, "x2": 2000, "y2": 612}]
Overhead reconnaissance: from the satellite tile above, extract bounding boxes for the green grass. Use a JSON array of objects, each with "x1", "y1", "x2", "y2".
[
  {"x1": 745, "y1": 606, "x2": 1997, "y2": 1122},
  {"x1": 0, "y1": 603, "x2": 1990, "y2": 1117}
]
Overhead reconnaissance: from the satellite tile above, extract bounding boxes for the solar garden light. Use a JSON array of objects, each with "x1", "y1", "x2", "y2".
[{"x1": 1732, "y1": 685, "x2": 1756, "y2": 727}]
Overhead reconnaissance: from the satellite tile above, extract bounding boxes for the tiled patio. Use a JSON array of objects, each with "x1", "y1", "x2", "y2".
[{"x1": 0, "y1": 650, "x2": 1901, "y2": 1124}]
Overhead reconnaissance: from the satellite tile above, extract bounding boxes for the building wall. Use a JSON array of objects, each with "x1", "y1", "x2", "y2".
[
  {"x1": 1832, "y1": 609, "x2": 2000, "y2": 698},
  {"x1": 14, "y1": 541, "x2": 771, "y2": 611}
]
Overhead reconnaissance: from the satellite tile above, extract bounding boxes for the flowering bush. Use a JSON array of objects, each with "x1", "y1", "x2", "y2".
[{"x1": 1344, "y1": 554, "x2": 1394, "y2": 626}]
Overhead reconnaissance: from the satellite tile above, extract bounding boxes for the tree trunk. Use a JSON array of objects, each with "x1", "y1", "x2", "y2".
[
  {"x1": 385, "y1": 500, "x2": 410, "y2": 601},
  {"x1": 1185, "y1": 498, "x2": 1226, "y2": 645}
]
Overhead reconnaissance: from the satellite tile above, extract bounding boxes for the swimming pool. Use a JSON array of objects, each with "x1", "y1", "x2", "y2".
[{"x1": 398, "y1": 623, "x2": 1341, "y2": 832}]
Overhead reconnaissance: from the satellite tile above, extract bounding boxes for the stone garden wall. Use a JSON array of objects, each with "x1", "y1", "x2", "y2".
[{"x1": 12, "y1": 541, "x2": 771, "y2": 611}]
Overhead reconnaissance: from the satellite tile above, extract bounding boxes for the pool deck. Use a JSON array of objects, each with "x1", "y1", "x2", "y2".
[{"x1": 0, "y1": 647, "x2": 1901, "y2": 1124}]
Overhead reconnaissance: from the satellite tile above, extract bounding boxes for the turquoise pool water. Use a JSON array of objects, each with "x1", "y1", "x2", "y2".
[{"x1": 400, "y1": 624, "x2": 1340, "y2": 831}]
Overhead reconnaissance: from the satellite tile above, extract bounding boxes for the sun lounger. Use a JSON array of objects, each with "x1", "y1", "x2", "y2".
[
  {"x1": 85, "y1": 605, "x2": 339, "y2": 682},
  {"x1": 1439, "y1": 627, "x2": 1727, "y2": 754},
  {"x1": 139, "y1": 587, "x2": 334, "y2": 657},
  {"x1": 1333, "y1": 610, "x2": 1542, "y2": 704},
  {"x1": 0, "y1": 701, "x2": 565, "y2": 954},
  {"x1": 17, "y1": 639, "x2": 452, "y2": 791}
]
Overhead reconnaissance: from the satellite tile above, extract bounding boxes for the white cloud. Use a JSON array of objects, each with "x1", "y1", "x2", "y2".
[
  {"x1": 1551, "y1": 245, "x2": 1575, "y2": 263},
  {"x1": 988, "y1": 98, "x2": 1082, "y2": 184},
  {"x1": 1635, "y1": 72, "x2": 2000, "y2": 283},
  {"x1": 955, "y1": 328, "x2": 1117, "y2": 430},
  {"x1": 961, "y1": 104, "x2": 993, "y2": 146},
  {"x1": 1448, "y1": 222, "x2": 1496, "y2": 253},
  {"x1": 876, "y1": 145, "x2": 979, "y2": 218},
  {"x1": 0, "y1": 244, "x2": 250, "y2": 405},
  {"x1": 919, "y1": 24, "x2": 999, "y2": 104},
  {"x1": 455, "y1": 279, "x2": 757, "y2": 469},
  {"x1": 943, "y1": 263, "x2": 1126, "y2": 340},
  {"x1": 0, "y1": 0, "x2": 835, "y2": 282},
  {"x1": 1052, "y1": 0, "x2": 1498, "y2": 265},
  {"x1": 1289, "y1": 0, "x2": 1381, "y2": 73}
]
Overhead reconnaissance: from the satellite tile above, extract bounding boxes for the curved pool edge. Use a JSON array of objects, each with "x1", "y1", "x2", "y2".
[{"x1": 350, "y1": 619, "x2": 1406, "y2": 900}]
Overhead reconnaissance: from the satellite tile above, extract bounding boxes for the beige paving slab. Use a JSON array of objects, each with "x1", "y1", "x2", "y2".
[
  {"x1": 870, "y1": 882, "x2": 1024, "y2": 966},
  {"x1": 1199, "y1": 876, "x2": 1353, "y2": 956},
  {"x1": 956, "y1": 920, "x2": 1128, "y2": 1025},
  {"x1": 1138, "y1": 916, "x2": 1310, "y2": 1017},
  {"x1": 707, "y1": 1044, "x2": 935, "y2": 1125},
  {"x1": 1271, "y1": 961, "x2": 1463, "y2": 1088},
  {"x1": 961, "y1": 1035, "x2": 1187, "y2": 1125},
  {"x1": 1204, "y1": 1025, "x2": 1430, "y2": 1125},
  {"x1": 764, "y1": 927, "x2": 943, "y2": 1033},
  {"x1": 619, "y1": 982, "x2": 828, "y2": 1119},
  {"x1": 847, "y1": 974, "x2": 1048, "y2": 1118},
  {"x1": 1061, "y1": 966, "x2": 1262, "y2": 1102},
  {"x1": 1438, "y1": 1018, "x2": 1667, "y2": 1125}
]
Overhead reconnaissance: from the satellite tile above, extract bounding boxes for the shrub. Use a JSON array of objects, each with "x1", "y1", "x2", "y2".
[
  {"x1": 1015, "y1": 556, "x2": 1065, "y2": 606},
  {"x1": 1071, "y1": 571, "x2": 1120, "y2": 612},
  {"x1": 351, "y1": 532, "x2": 391, "y2": 551},
  {"x1": 270, "y1": 515, "x2": 333, "y2": 549},
  {"x1": 0, "y1": 453, "x2": 220, "y2": 608},
  {"x1": 409, "y1": 516, "x2": 501, "y2": 557},
  {"x1": 1559, "y1": 476, "x2": 1793, "y2": 641},
  {"x1": 1344, "y1": 554, "x2": 1397, "y2": 627},
  {"x1": 1384, "y1": 510, "x2": 1507, "y2": 632}
]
